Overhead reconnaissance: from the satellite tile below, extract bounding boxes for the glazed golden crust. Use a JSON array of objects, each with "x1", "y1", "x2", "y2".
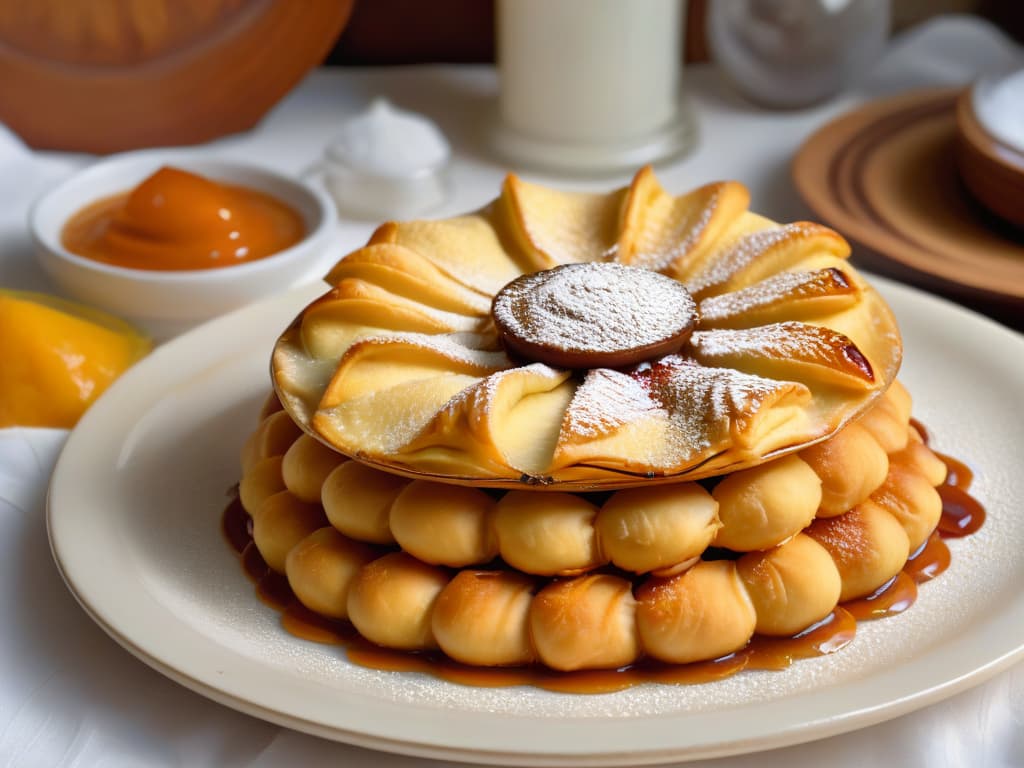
[
  {"x1": 390, "y1": 482, "x2": 497, "y2": 567},
  {"x1": 272, "y1": 167, "x2": 902, "y2": 490},
  {"x1": 806, "y1": 501, "x2": 910, "y2": 603}
]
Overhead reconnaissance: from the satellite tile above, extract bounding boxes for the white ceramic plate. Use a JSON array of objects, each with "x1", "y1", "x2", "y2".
[{"x1": 47, "y1": 277, "x2": 1024, "y2": 767}]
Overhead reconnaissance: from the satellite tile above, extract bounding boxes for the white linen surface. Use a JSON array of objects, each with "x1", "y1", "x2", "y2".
[{"x1": 0, "y1": 15, "x2": 1021, "y2": 768}]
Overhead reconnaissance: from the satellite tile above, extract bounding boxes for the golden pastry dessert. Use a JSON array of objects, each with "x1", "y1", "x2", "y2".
[
  {"x1": 227, "y1": 168, "x2": 980, "y2": 682},
  {"x1": 271, "y1": 166, "x2": 901, "y2": 489}
]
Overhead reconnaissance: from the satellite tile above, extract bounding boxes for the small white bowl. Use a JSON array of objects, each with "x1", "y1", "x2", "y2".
[{"x1": 30, "y1": 150, "x2": 337, "y2": 340}]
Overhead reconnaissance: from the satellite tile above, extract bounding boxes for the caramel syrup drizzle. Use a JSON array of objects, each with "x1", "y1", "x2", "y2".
[{"x1": 222, "y1": 426, "x2": 984, "y2": 693}]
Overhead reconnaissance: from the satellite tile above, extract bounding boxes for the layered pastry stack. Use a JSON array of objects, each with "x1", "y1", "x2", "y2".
[{"x1": 235, "y1": 167, "x2": 947, "y2": 673}]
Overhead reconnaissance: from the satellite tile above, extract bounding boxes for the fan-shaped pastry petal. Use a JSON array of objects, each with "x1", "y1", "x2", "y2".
[
  {"x1": 685, "y1": 223, "x2": 850, "y2": 300},
  {"x1": 370, "y1": 212, "x2": 527, "y2": 296},
  {"x1": 689, "y1": 323, "x2": 876, "y2": 390},
  {"x1": 635, "y1": 356, "x2": 814, "y2": 461},
  {"x1": 551, "y1": 368, "x2": 669, "y2": 472},
  {"x1": 302, "y1": 278, "x2": 482, "y2": 342},
  {"x1": 320, "y1": 333, "x2": 510, "y2": 408},
  {"x1": 554, "y1": 358, "x2": 813, "y2": 475},
  {"x1": 325, "y1": 244, "x2": 492, "y2": 316},
  {"x1": 699, "y1": 268, "x2": 861, "y2": 329},
  {"x1": 617, "y1": 166, "x2": 751, "y2": 276},
  {"x1": 501, "y1": 174, "x2": 626, "y2": 268},
  {"x1": 400, "y1": 364, "x2": 574, "y2": 478},
  {"x1": 313, "y1": 373, "x2": 484, "y2": 459}
]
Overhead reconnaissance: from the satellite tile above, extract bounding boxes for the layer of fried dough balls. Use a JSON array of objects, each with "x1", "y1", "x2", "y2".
[
  {"x1": 238, "y1": 384, "x2": 949, "y2": 671},
  {"x1": 315, "y1": 454, "x2": 838, "y2": 574},
  {"x1": 273, "y1": 449, "x2": 945, "y2": 670}
]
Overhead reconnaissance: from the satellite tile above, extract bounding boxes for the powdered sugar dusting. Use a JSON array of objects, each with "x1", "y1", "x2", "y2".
[
  {"x1": 560, "y1": 369, "x2": 665, "y2": 439},
  {"x1": 625, "y1": 186, "x2": 720, "y2": 273},
  {"x1": 430, "y1": 362, "x2": 567, "y2": 424},
  {"x1": 493, "y1": 263, "x2": 697, "y2": 355},
  {"x1": 699, "y1": 268, "x2": 854, "y2": 324},
  {"x1": 350, "y1": 331, "x2": 512, "y2": 371},
  {"x1": 633, "y1": 355, "x2": 809, "y2": 459},
  {"x1": 685, "y1": 223, "x2": 821, "y2": 298},
  {"x1": 690, "y1": 323, "x2": 873, "y2": 382}
]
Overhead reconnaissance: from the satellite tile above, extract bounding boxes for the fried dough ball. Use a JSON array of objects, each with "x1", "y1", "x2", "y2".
[
  {"x1": 712, "y1": 455, "x2": 822, "y2": 551},
  {"x1": 806, "y1": 501, "x2": 911, "y2": 601},
  {"x1": 432, "y1": 570, "x2": 536, "y2": 666},
  {"x1": 870, "y1": 463, "x2": 942, "y2": 551},
  {"x1": 240, "y1": 409, "x2": 303, "y2": 474},
  {"x1": 636, "y1": 560, "x2": 756, "y2": 664},
  {"x1": 321, "y1": 461, "x2": 406, "y2": 545},
  {"x1": 346, "y1": 552, "x2": 449, "y2": 650},
  {"x1": 252, "y1": 490, "x2": 328, "y2": 573},
  {"x1": 799, "y1": 422, "x2": 889, "y2": 517},
  {"x1": 737, "y1": 533, "x2": 841, "y2": 636},
  {"x1": 529, "y1": 574, "x2": 638, "y2": 671},
  {"x1": 493, "y1": 492, "x2": 601, "y2": 576},
  {"x1": 285, "y1": 527, "x2": 377, "y2": 619},
  {"x1": 593, "y1": 481, "x2": 720, "y2": 577},
  {"x1": 595, "y1": 483, "x2": 719, "y2": 575},
  {"x1": 390, "y1": 481, "x2": 498, "y2": 567},
  {"x1": 282, "y1": 434, "x2": 347, "y2": 503},
  {"x1": 858, "y1": 381, "x2": 912, "y2": 454},
  {"x1": 890, "y1": 439, "x2": 947, "y2": 487},
  {"x1": 239, "y1": 455, "x2": 285, "y2": 518}
]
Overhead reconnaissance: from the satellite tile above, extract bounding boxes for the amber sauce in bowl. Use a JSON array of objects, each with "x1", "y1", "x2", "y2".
[{"x1": 61, "y1": 166, "x2": 305, "y2": 272}]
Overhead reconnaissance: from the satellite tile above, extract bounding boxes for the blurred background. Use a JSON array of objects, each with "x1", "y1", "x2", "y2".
[{"x1": 323, "y1": 0, "x2": 1024, "y2": 65}]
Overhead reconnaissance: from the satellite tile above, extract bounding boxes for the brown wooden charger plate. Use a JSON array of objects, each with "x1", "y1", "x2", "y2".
[{"x1": 792, "y1": 87, "x2": 1024, "y2": 305}]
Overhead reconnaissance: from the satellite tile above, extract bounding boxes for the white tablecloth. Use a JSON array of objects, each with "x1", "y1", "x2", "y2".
[{"x1": 1, "y1": 15, "x2": 1022, "y2": 768}]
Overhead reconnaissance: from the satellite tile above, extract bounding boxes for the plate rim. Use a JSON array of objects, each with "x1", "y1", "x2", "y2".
[{"x1": 46, "y1": 277, "x2": 1024, "y2": 766}]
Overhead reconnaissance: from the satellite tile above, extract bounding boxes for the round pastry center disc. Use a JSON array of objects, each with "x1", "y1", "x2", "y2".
[{"x1": 491, "y1": 263, "x2": 699, "y2": 369}]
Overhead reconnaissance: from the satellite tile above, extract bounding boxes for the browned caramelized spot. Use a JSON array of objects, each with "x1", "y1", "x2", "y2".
[
  {"x1": 827, "y1": 267, "x2": 851, "y2": 289},
  {"x1": 806, "y1": 507, "x2": 871, "y2": 562},
  {"x1": 842, "y1": 343, "x2": 874, "y2": 382}
]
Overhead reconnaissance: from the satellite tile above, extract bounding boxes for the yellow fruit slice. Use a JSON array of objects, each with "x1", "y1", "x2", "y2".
[{"x1": 0, "y1": 290, "x2": 150, "y2": 428}]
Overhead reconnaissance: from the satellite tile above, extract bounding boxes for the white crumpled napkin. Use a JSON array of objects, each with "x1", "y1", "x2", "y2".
[
  {"x1": 0, "y1": 124, "x2": 83, "y2": 294},
  {"x1": 0, "y1": 429, "x2": 277, "y2": 767}
]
